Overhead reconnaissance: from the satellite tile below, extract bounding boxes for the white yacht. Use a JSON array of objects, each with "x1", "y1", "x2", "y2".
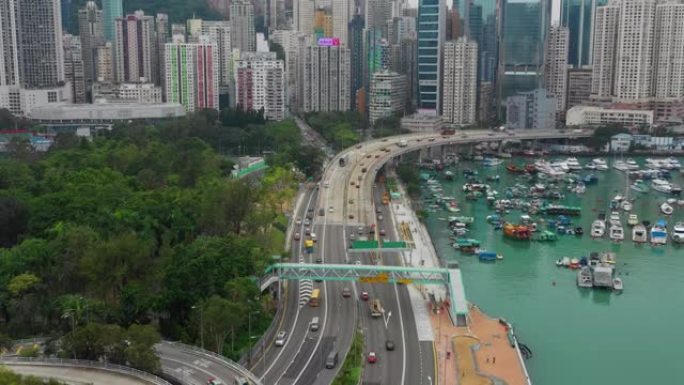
[
  {"x1": 565, "y1": 157, "x2": 582, "y2": 171},
  {"x1": 584, "y1": 162, "x2": 597, "y2": 170},
  {"x1": 609, "y1": 224, "x2": 625, "y2": 241},
  {"x1": 672, "y1": 222, "x2": 684, "y2": 244},
  {"x1": 626, "y1": 158, "x2": 639, "y2": 171},
  {"x1": 665, "y1": 157, "x2": 682, "y2": 170},
  {"x1": 591, "y1": 220, "x2": 606, "y2": 238},
  {"x1": 613, "y1": 160, "x2": 630, "y2": 172},
  {"x1": 650, "y1": 220, "x2": 668, "y2": 245},
  {"x1": 632, "y1": 224, "x2": 648, "y2": 243},
  {"x1": 593, "y1": 158, "x2": 609, "y2": 171},
  {"x1": 551, "y1": 161, "x2": 570, "y2": 172},
  {"x1": 651, "y1": 179, "x2": 673, "y2": 194}
]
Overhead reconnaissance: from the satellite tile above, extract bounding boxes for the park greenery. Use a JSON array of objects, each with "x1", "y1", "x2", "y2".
[
  {"x1": 330, "y1": 329, "x2": 364, "y2": 385},
  {"x1": 0, "y1": 110, "x2": 314, "y2": 369},
  {"x1": 304, "y1": 112, "x2": 364, "y2": 150},
  {"x1": 0, "y1": 367, "x2": 65, "y2": 385}
]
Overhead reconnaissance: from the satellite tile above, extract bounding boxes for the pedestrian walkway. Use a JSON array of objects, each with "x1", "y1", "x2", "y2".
[
  {"x1": 7, "y1": 365, "x2": 151, "y2": 385},
  {"x1": 408, "y1": 285, "x2": 434, "y2": 341}
]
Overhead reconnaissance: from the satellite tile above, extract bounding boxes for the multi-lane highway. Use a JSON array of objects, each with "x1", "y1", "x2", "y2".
[{"x1": 252, "y1": 128, "x2": 590, "y2": 385}]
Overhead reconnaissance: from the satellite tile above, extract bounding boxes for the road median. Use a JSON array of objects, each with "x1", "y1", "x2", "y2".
[{"x1": 331, "y1": 328, "x2": 364, "y2": 385}]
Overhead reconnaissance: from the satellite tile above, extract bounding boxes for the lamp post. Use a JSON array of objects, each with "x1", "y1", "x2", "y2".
[
  {"x1": 192, "y1": 305, "x2": 204, "y2": 350},
  {"x1": 248, "y1": 311, "x2": 260, "y2": 368}
]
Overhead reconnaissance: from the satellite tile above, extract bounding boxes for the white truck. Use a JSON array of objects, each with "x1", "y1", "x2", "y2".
[
  {"x1": 370, "y1": 299, "x2": 383, "y2": 317},
  {"x1": 397, "y1": 139, "x2": 408, "y2": 148}
]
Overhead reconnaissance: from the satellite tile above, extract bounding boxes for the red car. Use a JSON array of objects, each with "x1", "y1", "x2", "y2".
[
  {"x1": 367, "y1": 352, "x2": 377, "y2": 364},
  {"x1": 360, "y1": 291, "x2": 369, "y2": 301}
]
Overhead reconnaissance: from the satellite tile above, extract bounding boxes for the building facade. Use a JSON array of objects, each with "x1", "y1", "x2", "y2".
[
  {"x1": 654, "y1": 0, "x2": 684, "y2": 98},
  {"x1": 566, "y1": 67, "x2": 592, "y2": 110},
  {"x1": 590, "y1": 2, "x2": 619, "y2": 97},
  {"x1": 566, "y1": 106, "x2": 654, "y2": 127},
  {"x1": 63, "y1": 34, "x2": 86, "y2": 103},
  {"x1": 165, "y1": 37, "x2": 219, "y2": 112},
  {"x1": 77, "y1": 1, "x2": 104, "y2": 83},
  {"x1": 294, "y1": 0, "x2": 315, "y2": 36},
  {"x1": 417, "y1": 0, "x2": 445, "y2": 112},
  {"x1": 235, "y1": 52, "x2": 285, "y2": 120},
  {"x1": 544, "y1": 25, "x2": 570, "y2": 114},
  {"x1": 561, "y1": 0, "x2": 608, "y2": 68},
  {"x1": 115, "y1": 11, "x2": 156, "y2": 83},
  {"x1": 102, "y1": 0, "x2": 122, "y2": 42},
  {"x1": 299, "y1": 43, "x2": 351, "y2": 113},
  {"x1": 614, "y1": 0, "x2": 657, "y2": 100},
  {"x1": 231, "y1": 0, "x2": 256, "y2": 53},
  {"x1": 200, "y1": 21, "x2": 233, "y2": 90},
  {"x1": 332, "y1": 0, "x2": 351, "y2": 45},
  {"x1": 0, "y1": 0, "x2": 19, "y2": 86},
  {"x1": 369, "y1": 70, "x2": 406, "y2": 125},
  {"x1": 506, "y1": 88, "x2": 557, "y2": 129},
  {"x1": 442, "y1": 38, "x2": 477, "y2": 125}
]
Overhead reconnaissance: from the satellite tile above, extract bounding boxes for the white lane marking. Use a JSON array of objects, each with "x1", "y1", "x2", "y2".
[{"x1": 260, "y1": 190, "x2": 316, "y2": 380}]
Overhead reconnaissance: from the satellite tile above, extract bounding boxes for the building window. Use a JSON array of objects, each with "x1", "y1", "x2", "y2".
[{"x1": 48, "y1": 92, "x2": 57, "y2": 103}]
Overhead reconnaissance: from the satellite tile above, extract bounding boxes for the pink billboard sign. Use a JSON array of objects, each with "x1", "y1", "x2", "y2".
[{"x1": 318, "y1": 37, "x2": 340, "y2": 46}]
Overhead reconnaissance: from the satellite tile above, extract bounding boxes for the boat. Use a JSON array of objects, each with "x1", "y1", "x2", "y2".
[
  {"x1": 630, "y1": 179, "x2": 649, "y2": 193},
  {"x1": 661, "y1": 202, "x2": 674, "y2": 215},
  {"x1": 650, "y1": 220, "x2": 668, "y2": 245},
  {"x1": 627, "y1": 214, "x2": 639, "y2": 226},
  {"x1": 625, "y1": 159, "x2": 639, "y2": 170},
  {"x1": 449, "y1": 216, "x2": 475, "y2": 224},
  {"x1": 506, "y1": 164, "x2": 525, "y2": 173},
  {"x1": 593, "y1": 158, "x2": 609, "y2": 170},
  {"x1": 651, "y1": 179, "x2": 673, "y2": 194},
  {"x1": 613, "y1": 160, "x2": 630, "y2": 172},
  {"x1": 621, "y1": 200, "x2": 633, "y2": 211},
  {"x1": 478, "y1": 251, "x2": 498, "y2": 262},
  {"x1": 591, "y1": 220, "x2": 606, "y2": 238},
  {"x1": 444, "y1": 170, "x2": 454, "y2": 180},
  {"x1": 534, "y1": 230, "x2": 558, "y2": 242},
  {"x1": 541, "y1": 204, "x2": 581, "y2": 216},
  {"x1": 609, "y1": 224, "x2": 624, "y2": 241},
  {"x1": 577, "y1": 266, "x2": 593, "y2": 288},
  {"x1": 565, "y1": 157, "x2": 582, "y2": 171},
  {"x1": 613, "y1": 277, "x2": 623, "y2": 292},
  {"x1": 483, "y1": 158, "x2": 504, "y2": 167},
  {"x1": 582, "y1": 174, "x2": 598, "y2": 185},
  {"x1": 632, "y1": 224, "x2": 648, "y2": 243},
  {"x1": 503, "y1": 223, "x2": 532, "y2": 240},
  {"x1": 584, "y1": 162, "x2": 597, "y2": 170},
  {"x1": 672, "y1": 222, "x2": 684, "y2": 244}
]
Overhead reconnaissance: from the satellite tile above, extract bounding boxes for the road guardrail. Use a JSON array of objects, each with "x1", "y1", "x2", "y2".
[{"x1": 0, "y1": 356, "x2": 172, "y2": 385}]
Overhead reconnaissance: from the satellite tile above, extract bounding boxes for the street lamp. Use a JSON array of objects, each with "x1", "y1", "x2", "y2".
[
  {"x1": 248, "y1": 311, "x2": 260, "y2": 368},
  {"x1": 192, "y1": 305, "x2": 204, "y2": 350}
]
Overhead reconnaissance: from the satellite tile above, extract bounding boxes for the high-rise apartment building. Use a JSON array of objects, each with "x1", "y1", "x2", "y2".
[
  {"x1": 200, "y1": 21, "x2": 233, "y2": 89},
  {"x1": 299, "y1": 43, "x2": 351, "y2": 113},
  {"x1": 332, "y1": 0, "x2": 351, "y2": 44},
  {"x1": 369, "y1": 69, "x2": 406, "y2": 125},
  {"x1": 544, "y1": 25, "x2": 570, "y2": 113},
  {"x1": 63, "y1": 34, "x2": 86, "y2": 103},
  {"x1": 566, "y1": 67, "x2": 592, "y2": 109},
  {"x1": 0, "y1": 0, "x2": 19, "y2": 86},
  {"x1": 590, "y1": 2, "x2": 619, "y2": 97},
  {"x1": 442, "y1": 37, "x2": 477, "y2": 125},
  {"x1": 366, "y1": 0, "x2": 392, "y2": 33},
  {"x1": 294, "y1": 0, "x2": 315, "y2": 36},
  {"x1": 165, "y1": 36, "x2": 219, "y2": 112},
  {"x1": 614, "y1": 0, "x2": 657, "y2": 100},
  {"x1": 313, "y1": 9, "x2": 334, "y2": 38},
  {"x1": 235, "y1": 52, "x2": 285, "y2": 120},
  {"x1": 78, "y1": 1, "x2": 104, "y2": 83},
  {"x1": 14, "y1": 0, "x2": 65, "y2": 88},
  {"x1": 115, "y1": 11, "x2": 156, "y2": 83},
  {"x1": 231, "y1": 0, "x2": 256, "y2": 52},
  {"x1": 654, "y1": 0, "x2": 684, "y2": 98},
  {"x1": 390, "y1": 38, "x2": 417, "y2": 110},
  {"x1": 349, "y1": 13, "x2": 365, "y2": 109},
  {"x1": 102, "y1": 0, "x2": 122, "y2": 42},
  {"x1": 156, "y1": 14, "x2": 169, "y2": 96},
  {"x1": 417, "y1": 0, "x2": 444, "y2": 112},
  {"x1": 95, "y1": 42, "x2": 114, "y2": 82}
]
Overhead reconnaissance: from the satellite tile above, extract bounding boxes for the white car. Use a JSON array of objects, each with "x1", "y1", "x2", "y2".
[
  {"x1": 324, "y1": 182, "x2": 330, "y2": 188},
  {"x1": 296, "y1": 218, "x2": 302, "y2": 225},
  {"x1": 275, "y1": 331, "x2": 287, "y2": 347},
  {"x1": 329, "y1": 206, "x2": 334, "y2": 213}
]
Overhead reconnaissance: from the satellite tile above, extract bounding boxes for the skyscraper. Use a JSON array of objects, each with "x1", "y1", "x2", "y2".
[
  {"x1": 63, "y1": 34, "x2": 86, "y2": 103},
  {"x1": 561, "y1": 0, "x2": 608, "y2": 68},
  {"x1": 349, "y1": 13, "x2": 365, "y2": 109},
  {"x1": 231, "y1": 0, "x2": 256, "y2": 52},
  {"x1": 544, "y1": 25, "x2": 569, "y2": 113},
  {"x1": 78, "y1": 1, "x2": 104, "y2": 83},
  {"x1": 235, "y1": 52, "x2": 285, "y2": 120},
  {"x1": 467, "y1": 0, "x2": 499, "y2": 84},
  {"x1": 294, "y1": 0, "x2": 315, "y2": 36},
  {"x1": 654, "y1": 0, "x2": 684, "y2": 98},
  {"x1": 299, "y1": 42, "x2": 351, "y2": 112},
  {"x1": 114, "y1": 11, "x2": 156, "y2": 83},
  {"x1": 369, "y1": 69, "x2": 406, "y2": 125},
  {"x1": 201, "y1": 21, "x2": 233, "y2": 90},
  {"x1": 165, "y1": 36, "x2": 219, "y2": 112},
  {"x1": 14, "y1": 0, "x2": 65, "y2": 88},
  {"x1": 0, "y1": 0, "x2": 19, "y2": 86},
  {"x1": 102, "y1": 0, "x2": 122, "y2": 42},
  {"x1": 332, "y1": 0, "x2": 351, "y2": 44},
  {"x1": 614, "y1": 0, "x2": 656, "y2": 100},
  {"x1": 157, "y1": 14, "x2": 169, "y2": 96},
  {"x1": 442, "y1": 37, "x2": 478, "y2": 125},
  {"x1": 95, "y1": 42, "x2": 114, "y2": 83},
  {"x1": 590, "y1": 2, "x2": 619, "y2": 97},
  {"x1": 417, "y1": 0, "x2": 445, "y2": 112}
]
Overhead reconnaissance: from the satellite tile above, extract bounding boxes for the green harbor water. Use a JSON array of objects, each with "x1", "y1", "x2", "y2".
[{"x1": 421, "y1": 156, "x2": 684, "y2": 385}]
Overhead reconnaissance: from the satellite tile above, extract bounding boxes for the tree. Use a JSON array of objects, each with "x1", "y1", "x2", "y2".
[
  {"x1": 60, "y1": 323, "x2": 126, "y2": 362},
  {"x1": 201, "y1": 295, "x2": 246, "y2": 354},
  {"x1": 125, "y1": 324, "x2": 161, "y2": 373},
  {"x1": 0, "y1": 197, "x2": 28, "y2": 247},
  {"x1": 199, "y1": 180, "x2": 255, "y2": 235},
  {"x1": 292, "y1": 145, "x2": 325, "y2": 178},
  {"x1": 7, "y1": 273, "x2": 41, "y2": 296}
]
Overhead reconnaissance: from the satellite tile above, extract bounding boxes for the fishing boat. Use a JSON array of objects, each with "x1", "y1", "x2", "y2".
[
  {"x1": 506, "y1": 164, "x2": 525, "y2": 173},
  {"x1": 565, "y1": 157, "x2": 583, "y2": 170},
  {"x1": 483, "y1": 157, "x2": 504, "y2": 167},
  {"x1": 650, "y1": 220, "x2": 668, "y2": 245},
  {"x1": 672, "y1": 222, "x2": 684, "y2": 244},
  {"x1": 630, "y1": 179, "x2": 649, "y2": 193},
  {"x1": 534, "y1": 230, "x2": 558, "y2": 242},
  {"x1": 541, "y1": 204, "x2": 581, "y2": 216},
  {"x1": 613, "y1": 277, "x2": 624, "y2": 292},
  {"x1": 503, "y1": 223, "x2": 532, "y2": 240},
  {"x1": 593, "y1": 158, "x2": 609, "y2": 170},
  {"x1": 651, "y1": 179, "x2": 673, "y2": 193},
  {"x1": 609, "y1": 224, "x2": 624, "y2": 241},
  {"x1": 632, "y1": 224, "x2": 648, "y2": 243},
  {"x1": 661, "y1": 202, "x2": 674, "y2": 215},
  {"x1": 627, "y1": 214, "x2": 639, "y2": 226},
  {"x1": 591, "y1": 220, "x2": 606, "y2": 238},
  {"x1": 577, "y1": 266, "x2": 594, "y2": 288},
  {"x1": 478, "y1": 251, "x2": 498, "y2": 262}
]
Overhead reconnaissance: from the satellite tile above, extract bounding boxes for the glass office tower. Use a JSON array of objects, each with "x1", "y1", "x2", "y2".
[
  {"x1": 102, "y1": 0, "x2": 123, "y2": 42},
  {"x1": 561, "y1": 0, "x2": 607, "y2": 68},
  {"x1": 417, "y1": 0, "x2": 444, "y2": 112},
  {"x1": 468, "y1": 0, "x2": 499, "y2": 83}
]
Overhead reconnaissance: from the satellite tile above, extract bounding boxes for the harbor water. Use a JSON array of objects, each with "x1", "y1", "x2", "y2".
[{"x1": 421, "y1": 156, "x2": 684, "y2": 385}]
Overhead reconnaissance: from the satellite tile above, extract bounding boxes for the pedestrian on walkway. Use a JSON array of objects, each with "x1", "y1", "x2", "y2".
[{"x1": 493, "y1": 356, "x2": 496, "y2": 364}]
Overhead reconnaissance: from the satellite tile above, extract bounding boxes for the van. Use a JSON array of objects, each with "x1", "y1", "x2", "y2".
[
  {"x1": 319, "y1": 208, "x2": 325, "y2": 216},
  {"x1": 310, "y1": 317, "x2": 320, "y2": 332},
  {"x1": 325, "y1": 351, "x2": 339, "y2": 369}
]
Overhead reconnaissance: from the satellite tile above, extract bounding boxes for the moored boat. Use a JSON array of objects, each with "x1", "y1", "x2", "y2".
[
  {"x1": 672, "y1": 222, "x2": 684, "y2": 244},
  {"x1": 630, "y1": 179, "x2": 649, "y2": 193},
  {"x1": 613, "y1": 277, "x2": 624, "y2": 292},
  {"x1": 593, "y1": 158, "x2": 609, "y2": 170},
  {"x1": 609, "y1": 224, "x2": 624, "y2": 241},
  {"x1": 503, "y1": 223, "x2": 532, "y2": 240},
  {"x1": 577, "y1": 266, "x2": 593, "y2": 288},
  {"x1": 591, "y1": 220, "x2": 606, "y2": 238},
  {"x1": 661, "y1": 202, "x2": 674, "y2": 215},
  {"x1": 627, "y1": 214, "x2": 639, "y2": 226},
  {"x1": 632, "y1": 224, "x2": 648, "y2": 243},
  {"x1": 651, "y1": 179, "x2": 673, "y2": 194},
  {"x1": 650, "y1": 220, "x2": 668, "y2": 245}
]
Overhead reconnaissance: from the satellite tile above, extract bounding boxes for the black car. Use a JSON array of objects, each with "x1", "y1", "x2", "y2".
[{"x1": 385, "y1": 340, "x2": 395, "y2": 351}]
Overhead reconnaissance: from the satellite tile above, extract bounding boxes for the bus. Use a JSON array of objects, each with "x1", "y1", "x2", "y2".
[{"x1": 309, "y1": 288, "x2": 321, "y2": 307}]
